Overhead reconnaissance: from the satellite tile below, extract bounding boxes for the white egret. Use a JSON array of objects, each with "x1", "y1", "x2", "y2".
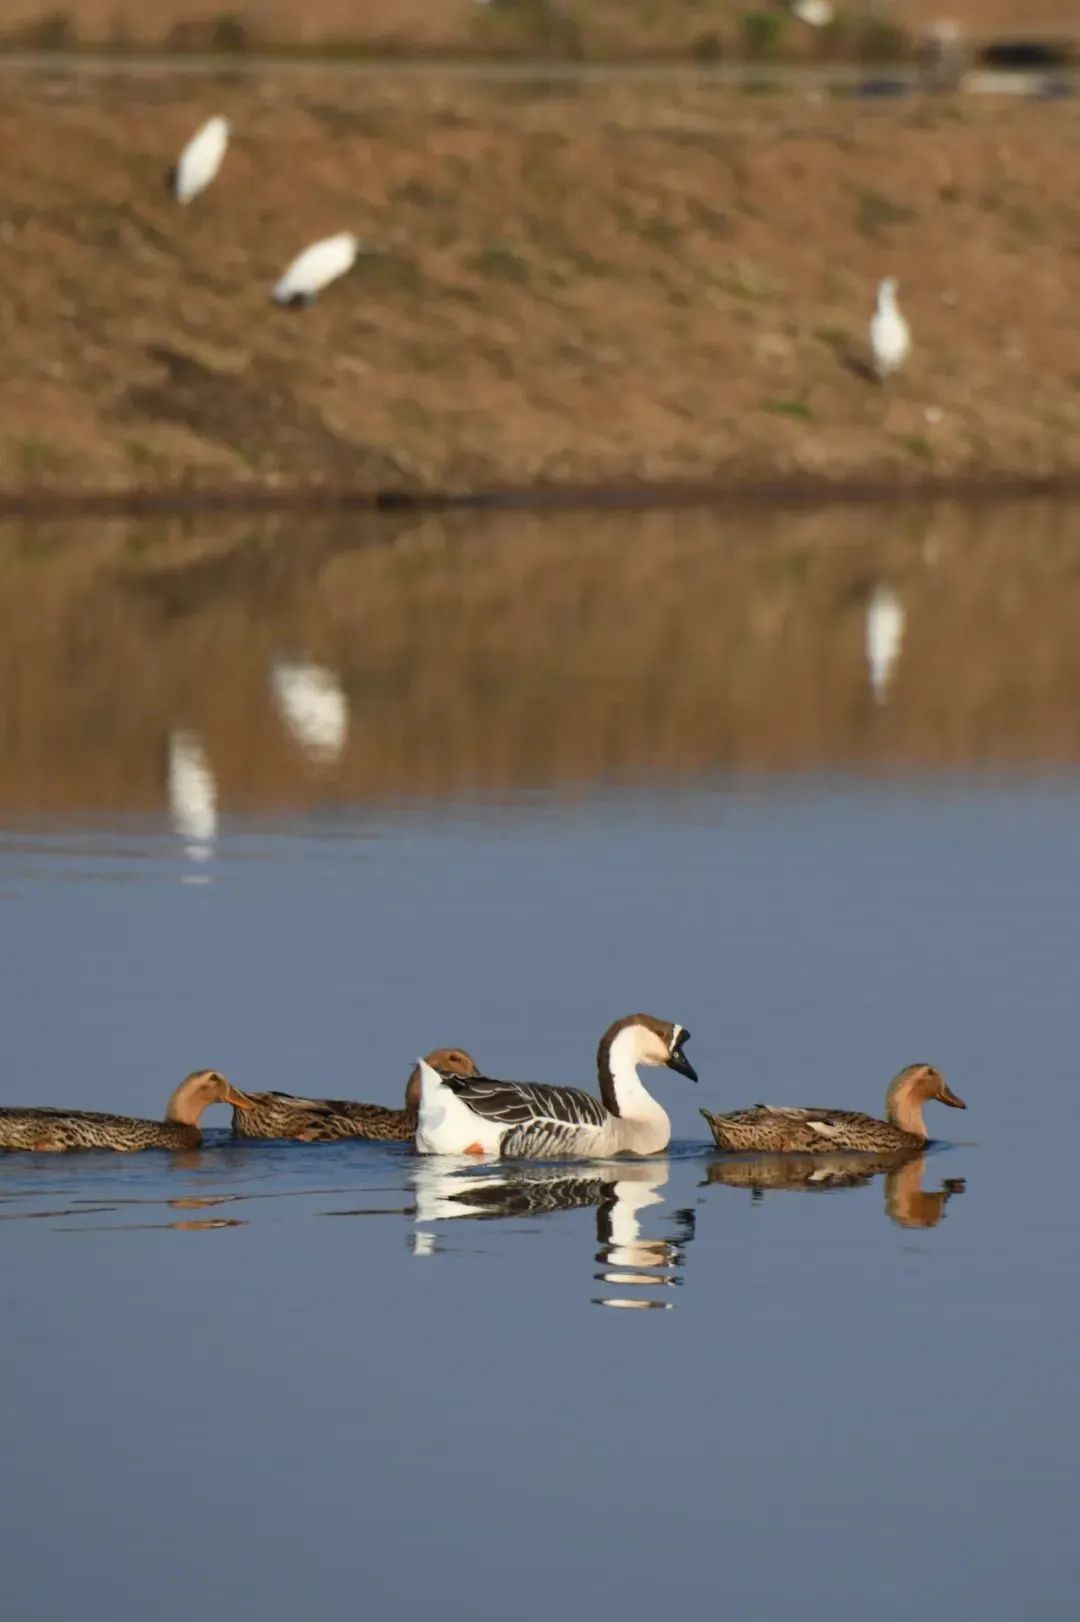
[
  {"x1": 169, "y1": 116, "x2": 230, "y2": 205},
  {"x1": 869, "y1": 276, "x2": 911, "y2": 381},
  {"x1": 272, "y1": 233, "x2": 359, "y2": 307},
  {"x1": 793, "y1": 1, "x2": 834, "y2": 25}
]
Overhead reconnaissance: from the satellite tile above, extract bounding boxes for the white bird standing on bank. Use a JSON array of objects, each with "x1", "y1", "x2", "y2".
[
  {"x1": 869, "y1": 277, "x2": 910, "y2": 381},
  {"x1": 865, "y1": 583, "x2": 906, "y2": 705},
  {"x1": 792, "y1": 1, "x2": 834, "y2": 26},
  {"x1": 272, "y1": 233, "x2": 360, "y2": 307},
  {"x1": 169, "y1": 116, "x2": 230, "y2": 205}
]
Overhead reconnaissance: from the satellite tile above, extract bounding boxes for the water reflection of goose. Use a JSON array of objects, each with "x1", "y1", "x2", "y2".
[
  {"x1": 703, "y1": 1150, "x2": 964, "y2": 1231},
  {"x1": 269, "y1": 659, "x2": 349, "y2": 765},
  {"x1": 411, "y1": 1160, "x2": 693, "y2": 1308},
  {"x1": 865, "y1": 582, "x2": 905, "y2": 706},
  {"x1": 166, "y1": 729, "x2": 217, "y2": 878}
]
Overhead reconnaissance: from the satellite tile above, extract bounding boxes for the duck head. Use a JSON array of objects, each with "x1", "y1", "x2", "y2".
[
  {"x1": 886, "y1": 1062, "x2": 965, "y2": 1136},
  {"x1": 894, "y1": 1062, "x2": 964, "y2": 1109},
  {"x1": 405, "y1": 1047, "x2": 480, "y2": 1109},
  {"x1": 166, "y1": 1069, "x2": 254, "y2": 1126}
]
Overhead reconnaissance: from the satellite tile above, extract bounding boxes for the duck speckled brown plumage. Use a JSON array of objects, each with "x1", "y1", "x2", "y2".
[
  {"x1": 232, "y1": 1048, "x2": 480, "y2": 1142},
  {"x1": 0, "y1": 1071, "x2": 251, "y2": 1153},
  {"x1": 700, "y1": 1063, "x2": 965, "y2": 1154}
]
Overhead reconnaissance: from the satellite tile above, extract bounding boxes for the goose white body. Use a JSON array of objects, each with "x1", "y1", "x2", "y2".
[
  {"x1": 272, "y1": 233, "x2": 359, "y2": 306},
  {"x1": 869, "y1": 277, "x2": 910, "y2": 380},
  {"x1": 172, "y1": 116, "x2": 230, "y2": 205}
]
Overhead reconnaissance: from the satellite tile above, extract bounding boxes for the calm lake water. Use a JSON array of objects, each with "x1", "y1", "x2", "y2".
[{"x1": 3, "y1": 502, "x2": 1079, "y2": 1620}]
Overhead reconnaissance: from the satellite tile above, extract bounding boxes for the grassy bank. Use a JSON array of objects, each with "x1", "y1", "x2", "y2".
[{"x1": 2, "y1": 70, "x2": 1080, "y2": 495}]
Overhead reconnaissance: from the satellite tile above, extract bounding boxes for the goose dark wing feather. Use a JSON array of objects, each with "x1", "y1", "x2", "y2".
[{"x1": 440, "y1": 1075, "x2": 608, "y2": 1131}]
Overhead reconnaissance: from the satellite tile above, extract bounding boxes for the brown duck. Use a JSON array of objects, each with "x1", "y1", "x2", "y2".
[
  {"x1": 700, "y1": 1063, "x2": 966, "y2": 1154},
  {"x1": 232, "y1": 1047, "x2": 480, "y2": 1143},
  {"x1": 0, "y1": 1071, "x2": 252, "y2": 1153}
]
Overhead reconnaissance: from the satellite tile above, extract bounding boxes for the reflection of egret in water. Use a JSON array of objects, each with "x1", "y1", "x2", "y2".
[
  {"x1": 166, "y1": 728, "x2": 217, "y2": 881},
  {"x1": 269, "y1": 659, "x2": 349, "y2": 765},
  {"x1": 703, "y1": 1150, "x2": 964, "y2": 1231},
  {"x1": 410, "y1": 1159, "x2": 694, "y2": 1308},
  {"x1": 865, "y1": 583, "x2": 905, "y2": 706}
]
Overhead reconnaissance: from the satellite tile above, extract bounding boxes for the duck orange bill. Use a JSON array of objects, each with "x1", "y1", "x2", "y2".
[
  {"x1": 939, "y1": 1083, "x2": 966, "y2": 1110},
  {"x1": 227, "y1": 1086, "x2": 256, "y2": 1111},
  {"x1": 667, "y1": 1035, "x2": 698, "y2": 1083}
]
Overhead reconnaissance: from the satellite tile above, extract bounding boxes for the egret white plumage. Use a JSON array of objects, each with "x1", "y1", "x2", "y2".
[
  {"x1": 169, "y1": 116, "x2": 230, "y2": 205},
  {"x1": 272, "y1": 233, "x2": 359, "y2": 307},
  {"x1": 864, "y1": 583, "x2": 905, "y2": 706},
  {"x1": 869, "y1": 277, "x2": 910, "y2": 381},
  {"x1": 167, "y1": 728, "x2": 217, "y2": 876},
  {"x1": 792, "y1": 1, "x2": 834, "y2": 25},
  {"x1": 269, "y1": 659, "x2": 349, "y2": 764}
]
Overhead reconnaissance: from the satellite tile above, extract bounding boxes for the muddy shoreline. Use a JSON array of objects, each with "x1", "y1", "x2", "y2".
[{"x1": 3, "y1": 470, "x2": 1080, "y2": 522}]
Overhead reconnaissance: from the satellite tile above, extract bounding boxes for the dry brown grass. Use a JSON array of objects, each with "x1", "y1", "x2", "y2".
[
  {"x1": 2, "y1": 73, "x2": 1080, "y2": 495},
  {"x1": 4, "y1": 499, "x2": 1080, "y2": 816}
]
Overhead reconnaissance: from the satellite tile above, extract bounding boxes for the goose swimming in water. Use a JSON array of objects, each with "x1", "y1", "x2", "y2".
[
  {"x1": 415, "y1": 1014, "x2": 697, "y2": 1158},
  {"x1": 700, "y1": 1062, "x2": 965, "y2": 1154},
  {"x1": 232, "y1": 1048, "x2": 479, "y2": 1142},
  {"x1": 0, "y1": 1071, "x2": 252, "y2": 1153}
]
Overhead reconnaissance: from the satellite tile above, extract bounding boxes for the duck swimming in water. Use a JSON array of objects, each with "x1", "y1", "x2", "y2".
[
  {"x1": 700, "y1": 1063, "x2": 965, "y2": 1154},
  {"x1": 0, "y1": 1070, "x2": 251, "y2": 1153},
  {"x1": 415, "y1": 1014, "x2": 697, "y2": 1158},
  {"x1": 231, "y1": 1048, "x2": 480, "y2": 1142}
]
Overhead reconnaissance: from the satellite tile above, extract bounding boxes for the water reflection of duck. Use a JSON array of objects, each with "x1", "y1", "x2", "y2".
[
  {"x1": 232, "y1": 1048, "x2": 479, "y2": 1143},
  {"x1": 416, "y1": 1015, "x2": 697, "y2": 1158},
  {"x1": 700, "y1": 1063, "x2": 965, "y2": 1154},
  {"x1": 704, "y1": 1150, "x2": 964, "y2": 1231},
  {"x1": 0, "y1": 1071, "x2": 252, "y2": 1153}
]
